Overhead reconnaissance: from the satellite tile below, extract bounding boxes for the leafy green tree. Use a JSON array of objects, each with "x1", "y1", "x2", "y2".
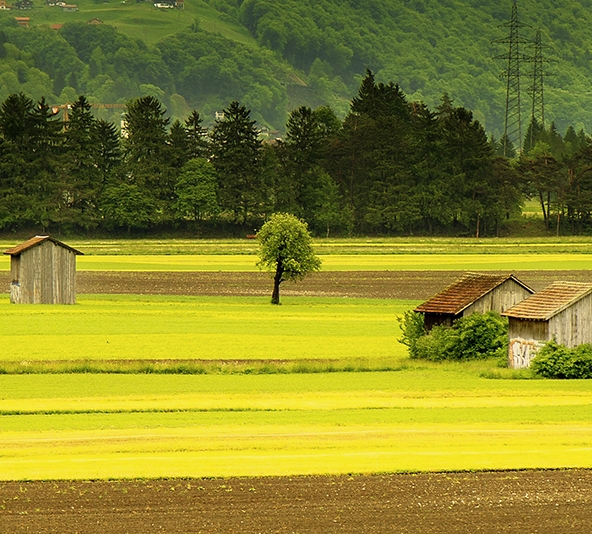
[
  {"x1": 519, "y1": 141, "x2": 565, "y2": 232},
  {"x1": 256, "y1": 212, "x2": 321, "y2": 305},
  {"x1": 175, "y1": 158, "x2": 220, "y2": 223},
  {"x1": 101, "y1": 182, "x2": 156, "y2": 234}
]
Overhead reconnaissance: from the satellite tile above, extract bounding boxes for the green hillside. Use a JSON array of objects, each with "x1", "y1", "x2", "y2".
[{"x1": 0, "y1": 0, "x2": 591, "y2": 133}]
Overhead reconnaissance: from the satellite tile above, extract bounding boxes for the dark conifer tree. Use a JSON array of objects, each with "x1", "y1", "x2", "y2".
[
  {"x1": 0, "y1": 93, "x2": 39, "y2": 229},
  {"x1": 210, "y1": 101, "x2": 263, "y2": 223},
  {"x1": 168, "y1": 119, "x2": 189, "y2": 169},
  {"x1": 184, "y1": 110, "x2": 209, "y2": 160},
  {"x1": 60, "y1": 95, "x2": 103, "y2": 230},
  {"x1": 278, "y1": 105, "x2": 342, "y2": 231},
  {"x1": 122, "y1": 96, "x2": 173, "y2": 216}
]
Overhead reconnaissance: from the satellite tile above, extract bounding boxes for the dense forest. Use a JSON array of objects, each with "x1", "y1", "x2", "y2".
[
  {"x1": 1, "y1": 1, "x2": 592, "y2": 134},
  {"x1": 1, "y1": 71, "x2": 591, "y2": 238}
]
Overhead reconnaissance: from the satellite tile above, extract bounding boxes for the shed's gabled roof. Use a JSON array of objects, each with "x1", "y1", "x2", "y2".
[
  {"x1": 502, "y1": 281, "x2": 592, "y2": 321},
  {"x1": 414, "y1": 272, "x2": 533, "y2": 315},
  {"x1": 3, "y1": 235, "x2": 83, "y2": 256}
]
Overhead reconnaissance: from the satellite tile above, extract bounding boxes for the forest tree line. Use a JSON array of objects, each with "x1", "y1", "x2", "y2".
[{"x1": 1, "y1": 70, "x2": 592, "y2": 237}]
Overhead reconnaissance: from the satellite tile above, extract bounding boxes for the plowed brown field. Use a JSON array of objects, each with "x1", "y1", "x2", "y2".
[
  {"x1": 73, "y1": 269, "x2": 592, "y2": 299},
  {"x1": 2, "y1": 269, "x2": 592, "y2": 532},
  {"x1": 1, "y1": 471, "x2": 592, "y2": 533}
]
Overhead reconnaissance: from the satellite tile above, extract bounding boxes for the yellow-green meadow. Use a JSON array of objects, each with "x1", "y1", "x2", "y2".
[
  {"x1": 1, "y1": 371, "x2": 591, "y2": 480},
  {"x1": 1, "y1": 237, "x2": 592, "y2": 480}
]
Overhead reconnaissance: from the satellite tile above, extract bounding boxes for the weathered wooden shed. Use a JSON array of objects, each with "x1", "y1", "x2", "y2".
[
  {"x1": 3, "y1": 235, "x2": 83, "y2": 304},
  {"x1": 415, "y1": 272, "x2": 534, "y2": 331},
  {"x1": 502, "y1": 281, "x2": 592, "y2": 369}
]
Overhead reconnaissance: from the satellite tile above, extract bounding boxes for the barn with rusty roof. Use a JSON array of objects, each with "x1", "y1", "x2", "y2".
[
  {"x1": 502, "y1": 281, "x2": 592, "y2": 369},
  {"x1": 415, "y1": 272, "x2": 534, "y2": 331},
  {"x1": 3, "y1": 235, "x2": 83, "y2": 304}
]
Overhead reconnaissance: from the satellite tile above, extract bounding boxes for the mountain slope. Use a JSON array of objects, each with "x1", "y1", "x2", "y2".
[{"x1": 0, "y1": 0, "x2": 591, "y2": 134}]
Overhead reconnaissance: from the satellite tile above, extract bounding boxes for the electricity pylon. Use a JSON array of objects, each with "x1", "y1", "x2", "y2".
[
  {"x1": 494, "y1": 1, "x2": 532, "y2": 156},
  {"x1": 530, "y1": 29, "x2": 546, "y2": 129}
]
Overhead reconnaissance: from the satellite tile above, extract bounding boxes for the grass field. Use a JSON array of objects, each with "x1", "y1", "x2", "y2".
[
  {"x1": 2, "y1": 235, "x2": 592, "y2": 271},
  {"x1": 1, "y1": 237, "x2": 591, "y2": 480},
  {"x1": 0, "y1": 294, "x2": 410, "y2": 366},
  {"x1": 1, "y1": 371, "x2": 592, "y2": 479},
  {"x1": 0, "y1": 0, "x2": 256, "y2": 46},
  {"x1": 4, "y1": 236, "x2": 592, "y2": 256}
]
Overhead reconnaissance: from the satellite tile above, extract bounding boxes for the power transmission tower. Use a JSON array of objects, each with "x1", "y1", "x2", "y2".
[
  {"x1": 494, "y1": 1, "x2": 532, "y2": 156},
  {"x1": 530, "y1": 29, "x2": 545, "y2": 128}
]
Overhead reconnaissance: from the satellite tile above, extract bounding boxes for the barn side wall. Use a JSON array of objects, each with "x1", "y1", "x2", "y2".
[
  {"x1": 507, "y1": 319, "x2": 549, "y2": 369},
  {"x1": 12, "y1": 241, "x2": 77, "y2": 304},
  {"x1": 548, "y1": 295, "x2": 592, "y2": 348},
  {"x1": 462, "y1": 280, "x2": 533, "y2": 317}
]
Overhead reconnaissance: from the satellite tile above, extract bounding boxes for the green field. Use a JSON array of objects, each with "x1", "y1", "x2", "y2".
[
  {"x1": 1, "y1": 371, "x2": 592, "y2": 480},
  {"x1": 1, "y1": 237, "x2": 592, "y2": 480},
  {"x1": 0, "y1": 294, "x2": 410, "y2": 365},
  {"x1": 0, "y1": 0, "x2": 256, "y2": 46},
  {"x1": 2, "y1": 234, "x2": 592, "y2": 271},
  {"x1": 5, "y1": 236, "x2": 592, "y2": 256}
]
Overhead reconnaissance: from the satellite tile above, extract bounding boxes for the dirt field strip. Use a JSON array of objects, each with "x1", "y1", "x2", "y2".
[
  {"x1": 1, "y1": 269, "x2": 590, "y2": 300},
  {"x1": 1, "y1": 470, "x2": 592, "y2": 533}
]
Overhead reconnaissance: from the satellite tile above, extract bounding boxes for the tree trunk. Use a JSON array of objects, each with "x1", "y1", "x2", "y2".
[{"x1": 271, "y1": 262, "x2": 284, "y2": 305}]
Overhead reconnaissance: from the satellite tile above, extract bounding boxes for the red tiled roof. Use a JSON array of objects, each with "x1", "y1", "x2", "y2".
[
  {"x1": 502, "y1": 281, "x2": 592, "y2": 321},
  {"x1": 3, "y1": 235, "x2": 83, "y2": 256},
  {"x1": 415, "y1": 272, "x2": 533, "y2": 315}
]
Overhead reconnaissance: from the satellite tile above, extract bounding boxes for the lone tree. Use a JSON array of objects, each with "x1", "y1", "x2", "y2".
[{"x1": 257, "y1": 213, "x2": 321, "y2": 305}]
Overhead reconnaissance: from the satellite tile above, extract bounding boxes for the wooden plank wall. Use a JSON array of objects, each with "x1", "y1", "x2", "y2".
[
  {"x1": 548, "y1": 295, "x2": 592, "y2": 347},
  {"x1": 463, "y1": 279, "x2": 533, "y2": 317},
  {"x1": 12, "y1": 241, "x2": 76, "y2": 304}
]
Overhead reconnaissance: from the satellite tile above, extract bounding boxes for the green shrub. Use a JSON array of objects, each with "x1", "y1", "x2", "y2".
[
  {"x1": 400, "y1": 311, "x2": 508, "y2": 362},
  {"x1": 531, "y1": 341, "x2": 592, "y2": 379},
  {"x1": 398, "y1": 310, "x2": 425, "y2": 355}
]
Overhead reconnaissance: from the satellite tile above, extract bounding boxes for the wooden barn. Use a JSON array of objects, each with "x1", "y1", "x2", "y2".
[
  {"x1": 415, "y1": 272, "x2": 534, "y2": 331},
  {"x1": 3, "y1": 235, "x2": 83, "y2": 304},
  {"x1": 502, "y1": 281, "x2": 592, "y2": 369}
]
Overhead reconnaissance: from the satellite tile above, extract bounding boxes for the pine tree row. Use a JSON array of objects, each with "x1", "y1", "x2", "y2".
[{"x1": 0, "y1": 71, "x2": 591, "y2": 236}]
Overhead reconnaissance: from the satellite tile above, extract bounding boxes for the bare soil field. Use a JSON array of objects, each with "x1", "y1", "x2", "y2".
[
  {"x1": 3, "y1": 270, "x2": 592, "y2": 299},
  {"x1": 74, "y1": 269, "x2": 592, "y2": 299},
  {"x1": 1, "y1": 470, "x2": 592, "y2": 533}
]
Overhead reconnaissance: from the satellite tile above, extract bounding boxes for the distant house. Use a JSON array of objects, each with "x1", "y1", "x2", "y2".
[
  {"x1": 14, "y1": 16, "x2": 30, "y2": 25},
  {"x1": 415, "y1": 272, "x2": 534, "y2": 331},
  {"x1": 3, "y1": 235, "x2": 83, "y2": 304},
  {"x1": 62, "y1": 3, "x2": 77, "y2": 10},
  {"x1": 502, "y1": 281, "x2": 592, "y2": 369}
]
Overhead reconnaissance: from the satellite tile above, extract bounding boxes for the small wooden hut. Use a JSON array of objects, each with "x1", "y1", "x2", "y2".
[
  {"x1": 502, "y1": 281, "x2": 592, "y2": 369},
  {"x1": 3, "y1": 235, "x2": 83, "y2": 304},
  {"x1": 415, "y1": 272, "x2": 534, "y2": 331}
]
